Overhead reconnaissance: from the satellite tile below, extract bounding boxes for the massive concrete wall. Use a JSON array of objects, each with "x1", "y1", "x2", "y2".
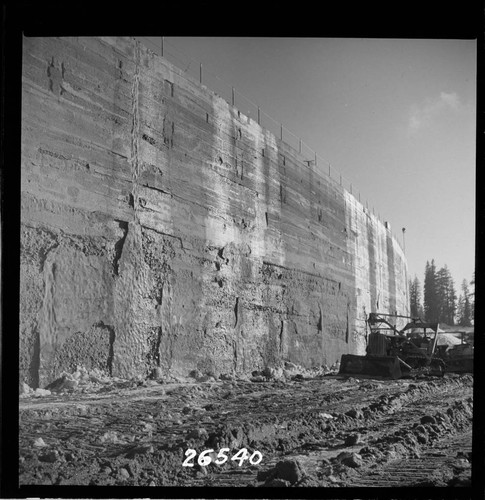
[{"x1": 20, "y1": 36, "x2": 409, "y2": 387}]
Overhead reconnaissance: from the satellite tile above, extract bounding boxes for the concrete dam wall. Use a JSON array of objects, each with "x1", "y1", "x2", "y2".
[{"x1": 20, "y1": 36, "x2": 409, "y2": 387}]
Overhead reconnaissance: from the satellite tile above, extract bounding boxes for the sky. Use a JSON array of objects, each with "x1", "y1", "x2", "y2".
[{"x1": 140, "y1": 36, "x2": 476, "y2": 292}]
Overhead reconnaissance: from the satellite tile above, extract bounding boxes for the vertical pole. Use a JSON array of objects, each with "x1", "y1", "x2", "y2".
[
  {"x1": 232, "y1": 87, "x2": 235, "y2": 106},
  {"x1": 402, "y1": 227, "x2": 406, "y2": 254},
  {"x1": 359, "y1": 192, "x2": 361, "y2": 202},
  {"x1": 161, "y1": 37, "x2": 164, "y2": 57},
  {"x1": 200, "y1": 63, "x2": 203, "y2": 84},
  {"x1": 258, "y1": 107, "x2": 261, "y2": 125},
  {"x1": 340, "y1": 174, "x2": 342, "y2": 186},
  {"x1": 299, "y1": 139, "x2": 302, "y2": 154},
  {"x1": 314, "y1": 151, "x2": 317, "y2": 167},
  {"x1": 280, "y1": 124, "x2": 283, "y2": 141}
]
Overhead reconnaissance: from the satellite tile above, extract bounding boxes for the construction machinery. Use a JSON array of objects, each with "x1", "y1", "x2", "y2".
[
  {"x1": 339, "y1": 312, "x2": 473, "y2": 379},
  {"x1": 432, "y1": 329, "x2": 474, "y2": 374}
]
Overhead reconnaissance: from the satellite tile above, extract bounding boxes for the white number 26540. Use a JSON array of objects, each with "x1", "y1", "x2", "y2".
[{"x1": 182, "y1": 448, "x2": 262, "y2": 467}]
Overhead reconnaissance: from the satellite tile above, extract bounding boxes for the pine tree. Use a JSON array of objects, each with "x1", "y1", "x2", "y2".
[
  {"x1": 470, "y1": 272, "x2": 475, "y2": 323},
  {"x1": 446, "y1": 275, "x2": 457, "y2": 325},
  {"x1": 436, "y1": 267, "x2": 447, "y2": 322},
  {"x1": 457, "y1": 279, "x2": 472, "y2": 327},
  {"x1": 424, "y1": 260, "x2": 439, "y2": 322},
  {"x1": 436, "y1": 265, "x2": 456, "y2": 325},
  {"x1": 409, "y1": 276, "x2": 424, "y2": 319}
]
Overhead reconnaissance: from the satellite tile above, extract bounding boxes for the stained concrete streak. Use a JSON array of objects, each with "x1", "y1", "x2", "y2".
[{"x1": 112, "y1": 221, "x2": 128, "y2": 276}]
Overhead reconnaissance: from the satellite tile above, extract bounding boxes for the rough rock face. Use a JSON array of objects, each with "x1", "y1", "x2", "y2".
[{"x1": 20, "y1": 36, "x2": 409, "y2": 387}]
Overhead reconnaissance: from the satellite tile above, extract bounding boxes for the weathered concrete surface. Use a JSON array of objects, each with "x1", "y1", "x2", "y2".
[{"x1": 21, "y1": 36, "x2": 408, "y2": 387}]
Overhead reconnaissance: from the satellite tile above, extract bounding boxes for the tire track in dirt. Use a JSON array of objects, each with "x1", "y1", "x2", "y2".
[
  {"x1": 19, "y1": 374, "x2": 473, "y2": 486},
  {"x1": 345, "y1": 431, "x2": 472, "y2": 487}
]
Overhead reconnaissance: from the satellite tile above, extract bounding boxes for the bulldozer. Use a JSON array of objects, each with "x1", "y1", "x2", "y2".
[
  {"x1": 339, "y1": 312, "x2": 473, "y2": 379},
  {"x1": 432, "y1": 329, "x2": 474, "y2": 374}
]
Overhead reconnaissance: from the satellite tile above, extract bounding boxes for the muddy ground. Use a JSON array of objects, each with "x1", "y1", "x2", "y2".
[{"x1": 19, "y1": 369, "x2": 473, "y2": 488}]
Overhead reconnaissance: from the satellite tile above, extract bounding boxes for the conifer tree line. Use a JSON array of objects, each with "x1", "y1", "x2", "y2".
[{"x1": 409, "y1": 260, "x2": 474, "y2": 326}]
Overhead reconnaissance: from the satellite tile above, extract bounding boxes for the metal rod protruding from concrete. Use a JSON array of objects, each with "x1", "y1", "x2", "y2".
[
  {"x1": 232, "y1": 87, "x2": 235, "y2": 106},
  {"x1": 258, "y1": 107, "x2": 261, "y2": 125},
  {"x1": 402, "y1": 227, "x2": 406, "y2": 254},
  {"x1": 281, "y1": 124, "x2": 283, "y2": 140},
  {"x1": 200, "y1": 63, "x2": 203, "y2": 84}
]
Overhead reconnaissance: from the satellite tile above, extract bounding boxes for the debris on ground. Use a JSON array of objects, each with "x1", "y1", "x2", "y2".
[
  {"x1": 19, "y1": 367, "x2": 473, "y2": 487},
  {"x1": 258, "y1": 458, "x2": 308, "y2": 485}
]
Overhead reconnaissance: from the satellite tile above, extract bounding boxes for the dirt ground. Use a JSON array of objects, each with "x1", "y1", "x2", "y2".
[{"x1": 19, "y1": 369, "x2": 473, "y2": 488}]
